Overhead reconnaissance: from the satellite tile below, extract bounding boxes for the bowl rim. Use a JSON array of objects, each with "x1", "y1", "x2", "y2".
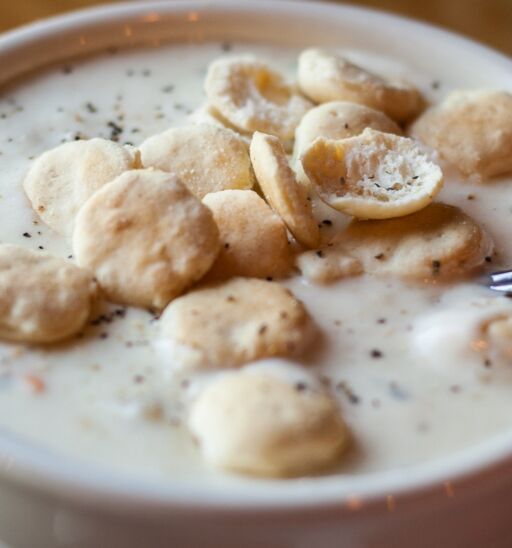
[{"x1": 1, "y1": 0, "x2": 512, "y2": 516}]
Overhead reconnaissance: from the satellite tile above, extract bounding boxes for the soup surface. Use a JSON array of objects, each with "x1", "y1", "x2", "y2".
[{"x1": 1, "y1": 41, "x2": 512, "y2": 486}]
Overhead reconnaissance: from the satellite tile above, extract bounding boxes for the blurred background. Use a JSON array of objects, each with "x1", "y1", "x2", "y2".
[{"x1": 1, "y1": 0, "x2": 511, "y2": 55}]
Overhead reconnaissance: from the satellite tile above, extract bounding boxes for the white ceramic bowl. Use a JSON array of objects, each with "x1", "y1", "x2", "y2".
[{"x1": 1, "y1": 2, "x2": 512, "y2": 546}]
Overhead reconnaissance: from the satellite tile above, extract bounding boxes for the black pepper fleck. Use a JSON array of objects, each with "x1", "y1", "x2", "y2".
[
  {"x1": 22, "y1": 232, "x2": 31, "y2": 238},
  {"x1": 370, "y1": 349, "x2": 383, "y2": 358},
  {"x1": 85, "y1": 102, "x2": 98, "y2": 114},
  {"x1": 107, "y1": 121, "x2": 123, "y2": 142},
  {"x1": 336, "y1": 381, "x2": 360, "y2": 404},
  {"x1": 432, "y1": 260, "x2": 441, "y2": 275}
]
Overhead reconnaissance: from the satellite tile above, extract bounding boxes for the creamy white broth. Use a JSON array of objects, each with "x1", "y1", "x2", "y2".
[{"x1": 1, "y1": 41, "x2": 512, "y2": 483}]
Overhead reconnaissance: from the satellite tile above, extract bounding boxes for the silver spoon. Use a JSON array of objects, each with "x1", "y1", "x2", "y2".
[{"x1": 488, "y1": 270, "x2": 512, "y2": 294}]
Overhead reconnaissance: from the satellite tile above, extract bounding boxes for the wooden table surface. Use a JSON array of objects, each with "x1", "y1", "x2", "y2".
[{"x1": 1, "y1": 0, "x2": 512, "y2": 55}]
